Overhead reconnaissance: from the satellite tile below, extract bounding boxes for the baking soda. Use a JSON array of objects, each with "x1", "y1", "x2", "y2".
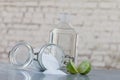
[
  {"x1": 42, "y1": 53, "x2": 60, "y2": 70},
  {"x1": 43, "y1": 69, "x2": 66, "y2": 75},
  {"x1": 42, "y1": 53, "x2": 66, "y2": 75}
]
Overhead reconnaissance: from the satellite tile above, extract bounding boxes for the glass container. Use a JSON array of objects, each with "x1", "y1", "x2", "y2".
[
  {"x1": 50, "y1": 14, "x2": 77, "y2": 64},
  {"x1": 9, "y1": 42, "x2": 65, "y2": 71}
]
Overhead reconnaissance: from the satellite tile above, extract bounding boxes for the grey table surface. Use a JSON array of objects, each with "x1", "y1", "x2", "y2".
[{"x1": 0, "y1": 63, "x2": 120, "y2": 80}]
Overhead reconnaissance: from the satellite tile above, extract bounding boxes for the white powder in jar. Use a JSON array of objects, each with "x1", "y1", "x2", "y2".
[
  {"x1": 42, "y1": 53, "x2": 66, "y2": 75},
  {"x1": 42, "y1": 53, "x2": 60, "y2": 70}
]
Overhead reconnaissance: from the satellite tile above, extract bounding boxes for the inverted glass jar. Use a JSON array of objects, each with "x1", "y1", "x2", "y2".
[{"x1": 9, "y1": 42, "x2": 65, "y2": 71}]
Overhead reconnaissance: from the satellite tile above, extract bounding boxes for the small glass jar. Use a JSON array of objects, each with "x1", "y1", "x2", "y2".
[{"x1": 9, "y1": 42, "x2": 65, "y2": 71}]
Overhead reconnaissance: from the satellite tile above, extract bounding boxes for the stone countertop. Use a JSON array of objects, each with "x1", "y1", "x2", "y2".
[
  {"x1": 0, "y1": 63, "x2": 119, "y2": 80},
  {"x1": 0, "y1": 69, "x2": 120, "y2": 80}
]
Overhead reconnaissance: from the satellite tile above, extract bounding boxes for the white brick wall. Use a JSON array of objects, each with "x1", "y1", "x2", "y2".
[{"x1": 0, "y1": 0, "x2": 120, "y2": 69}]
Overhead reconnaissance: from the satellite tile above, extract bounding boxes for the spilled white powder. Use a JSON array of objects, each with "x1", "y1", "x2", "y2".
[
  {"x1": 42, "y1": 53, "x2": 60, "y2": 70},
  {"x1": 42, "y1": 53, "x2": 66, "y2": 75},
  {"x1": 43, "y1": 69, "x2": 67, "y2": 75}
]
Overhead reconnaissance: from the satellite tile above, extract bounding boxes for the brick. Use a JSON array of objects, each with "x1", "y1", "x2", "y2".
[
  {"x1": 109, "y1": 15, "x2": 120, "y2": 21},
  {"x1": 0, "y1": 2, "x2": 11, "y2": 6},
  {"x1": 3, "y1": 4, "x2": 27, "y2": 12},
  {"x1": 104, "y1": 56, "x2": 112, "y2": 66},
  {"x1": 31, "y1": 17, "x2": 44, "y2": 24},
  {"x1": 116, "y1": 64, "x2": 120, "y2": 69},
  {"x1": 2, "y1": 11, "x2": 13, "y2": 17},
  {"x1": 5, "y1": 34, "x2": 32, "y2": 41},
  {"x1": 0, "y1": 40, "x2": 8, "y2": 47},
  {"x1": 118, "y1": 45, "x2": 120, "y2": 51},
  {"x1": 22, "y1": 17, "x2": 32, "y2": 23},
  {"x1": 77, "y1": 50, "x2": 92, "y2": 56},
  {"x1": 24, "y1": 12, "x2": 33, "y2": 18},
  {"x1": 39, "y1": 1, "x2": 55, "y2": 6},
  {"x1": 55, "y1": 1, "x2": 70, "y2": 8},
  {"x1": 27, "y1": 7, "x2": 35, "y2": 12},
  {"x1": 69, "y1": 2, "x2": 97, "y2": 8},
  {"x1": 0, "y1": 18, "x2": 2, "y2": 22},
  {"x1": 82, "y1": 2, "x2": 98, "y2": 8},
  {"x1": 24, "y1": 2, "x2": 38, "y2": 7},
  {"x1": 35, "y1": 7, "x2": 42, "y2": 12},
  {"x1": 12, "y1": 18, "x2": 22, "y2": 23},
  {"x1": 0, "y1": 7, "x2": 4, "y2": 11},
  {"x1": 20, "y1": 7, "x2": 27, "y2": 12},
  {"x1": 3, "y1": 17, "x2": 12, "y2": 23},
  {"x1": 1, "y1": 53, "x2": 7, "y2": 58},
  {"x1": 2, "y1": 11, "x2": 23, "y2": 18},
  {"x1": 14, "y1": 12, "x2": 24, "y2": 18},
  {"x1": 9, "y1": 24, "x2": 40, "y2": 30},
  {"x1": 99, "y1": 2, "x2": 117, "y2": 8},
  {"x1": 42, "y1": 7, "x2": 56, "y2": 13},
  {"x1": 0, "y1": 23, "x2": 6, "y2": 28},
  {"x1": 100, "y1": 44, "x2": 110, "y2": 50},
  {"x1": 0, "y1": 48, "x2": 4, "y2": 52},
  {"x1": 6, "y1": 6, "x2": 20, "y2": 12},
  {"x1": 92, "y1": 61, "x2": 105, "y2": 67},
  {"x1": 91, "y1": 55, "x2": 103, "y2": 62},
  {"x1": 92, "y1": 51, "x2": 108, "y2": 55},
  {"x1": 32, "y1": 13, "x2": 43, "y2": 18},
  {"x1": 44, "y1": 18, "x2": 54, "y2": 24},
  {"x1": 77, "y1": 56, "x2": 89, "y2": 62},
  {"x1": 109, "y1": 45, "x2": 118, "y2": 51},
  {"x1": 0, "y1": 29, "x2": 7, "y2": 35}
]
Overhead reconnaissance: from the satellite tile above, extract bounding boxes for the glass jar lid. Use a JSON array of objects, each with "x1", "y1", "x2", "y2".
[{"x1": 9, "y1": 42, "x2": 34, "y2": 69}]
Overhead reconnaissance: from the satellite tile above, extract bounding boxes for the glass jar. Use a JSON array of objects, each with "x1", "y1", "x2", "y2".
[
  {"x1": 50, "y1": 13, "x2": 77, "y2": 64},
  {"x1": 9, "y1": 42, "x2": 65, "y2": 71}
]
